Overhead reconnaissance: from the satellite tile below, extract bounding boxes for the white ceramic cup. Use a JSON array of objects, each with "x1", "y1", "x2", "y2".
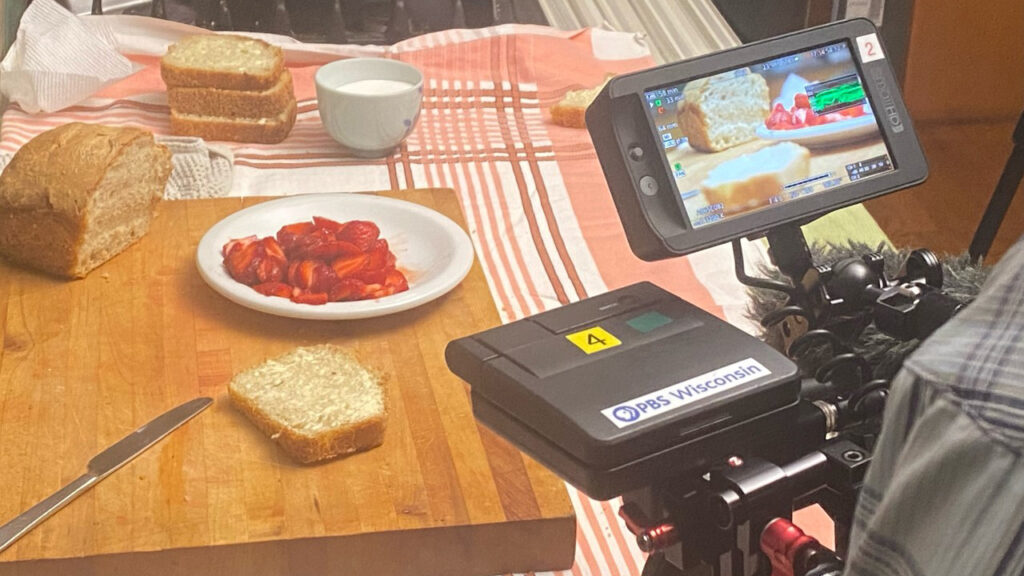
[{"x1": 314, "y1": 58, "x2": 424, "y2": 158}]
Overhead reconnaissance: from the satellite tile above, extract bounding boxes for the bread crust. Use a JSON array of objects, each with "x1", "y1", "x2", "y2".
[
  {"x1": 160, "y1": 35, "x2": 284, "y2": 91},
  {"x1": 168, "y1": 70, "x2": 295, "y2": 118},
  {"x1": 170, "y1": 98, "x2": 297, "y2": 144},
  {"x1": 551, "y1": 104, "x2": 587, "y2": 129},
  {"x1": 0, "y1": 123, "x2": 171, "y2": 278}
]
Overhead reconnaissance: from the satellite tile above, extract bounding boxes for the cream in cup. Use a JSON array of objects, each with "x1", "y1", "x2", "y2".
[{"x1": 314, "y1": 58, "x2": 424, "y2": 158}]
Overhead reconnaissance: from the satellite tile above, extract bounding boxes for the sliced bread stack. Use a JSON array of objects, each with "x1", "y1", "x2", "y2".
[{"x1": 162, "y1": 34, "x2": 297, "y2": 144}]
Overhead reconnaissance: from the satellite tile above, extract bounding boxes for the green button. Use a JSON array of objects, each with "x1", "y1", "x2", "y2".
[{"x1": 627, "y1": 311, "x2": 672, "y2": 333}]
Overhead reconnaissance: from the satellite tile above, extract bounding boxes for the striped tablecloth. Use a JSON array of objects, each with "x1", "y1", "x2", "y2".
[{"x1": 0, "y1": 16, "x2": 837, "y2": 576}]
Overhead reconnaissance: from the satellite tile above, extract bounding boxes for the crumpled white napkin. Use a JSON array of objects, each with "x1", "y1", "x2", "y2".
[
  {"x1": 0, "y1": 0, "x2": 140, "y2": 113},
  {"x1": 157, "y1": 136, "x2": 235, "y2": 200},
  {"x1": 0, "y1": 136, "x2": 234, "y2": 199}
]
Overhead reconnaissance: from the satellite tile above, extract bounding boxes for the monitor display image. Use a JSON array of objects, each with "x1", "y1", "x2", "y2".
[{"x1": 645, "y1": 41, "x2": 894, "y2": 229}]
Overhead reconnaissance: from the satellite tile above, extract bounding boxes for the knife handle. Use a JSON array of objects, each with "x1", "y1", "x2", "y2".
[{"x1": 0, "y1": 474, "x2": 98, "y2": 555}]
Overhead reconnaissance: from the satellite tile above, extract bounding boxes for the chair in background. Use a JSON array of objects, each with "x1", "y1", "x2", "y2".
[{"x1": 53, "y1": 0, "x2": 522, "y2": 44}]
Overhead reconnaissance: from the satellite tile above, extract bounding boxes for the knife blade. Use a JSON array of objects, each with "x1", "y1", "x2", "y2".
[{"x1": 0, "y1": 397, "x2": 213, "y2": 555}]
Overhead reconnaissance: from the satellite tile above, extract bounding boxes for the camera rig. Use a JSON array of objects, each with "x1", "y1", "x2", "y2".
[
  {"x1": 616, "y1": 225, "x2": 963, "y2": 576},
  {"x1": 442, "y1": 17, "x2": 1020, "y2": 576}
]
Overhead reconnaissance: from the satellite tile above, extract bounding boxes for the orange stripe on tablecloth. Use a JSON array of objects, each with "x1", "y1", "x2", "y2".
[
  {"x1": 602, "y1": 499, "x2": 641, "y2": 576},
  {"x1": 488, "y1": 35, "x2": 570, "y2": 306},
  {"x1": 462, "y1": 41, "x2": 546, "y2": 317},
  {"x1": 385, "y1": 148, "x2": 398, "y2": 189},
  {"x1": 403, "y1": 49, "x2": 526, "y2": 330},
  {"x1": 232, "y1": 158, "x2": 388, "y2": 170},
  {"x1": 506, "y1": 34, "x2": 589, "y2": 303},
  {"x1": 467, "y1": 104, "x2": 540, "y2": 318},
  {"x1": 448, "y1": 44, "x2": 533, "y2": 320},
  {"x1": 575, "y1": 493, "x2": 633, "y2": 576},
  {"x1": 399, "y1": 141, "x2": 414, "y2": 188}
]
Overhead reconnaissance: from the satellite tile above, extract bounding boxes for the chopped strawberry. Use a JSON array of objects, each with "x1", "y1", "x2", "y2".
[
  {"x1": 385, "y1": 269, "x2": 409, "y2": 292},
  {"x1": 252, "y1": 282, "x2": 293, "y2": 298},
  {"x1": 224, "y1": 240, "x2": 264, "y2": 285},
  {"x1": 225, "y1": 215, "x2": 403, "y2": 306},
  {"x1": 223, "y1": 235, "x2": 258, "y2": 257},
  {"x1": 298, "y1": 240, "x2": 363, "y2": 260},
  {"x1": 331, "y1": 253, "x2": 369, "y2": 279},
  {"x1": 364, "y1": 239, "x2": 390, "y2": 271},
  {"x1": 291, "y1": 291, "x2": 329, "y2": 305},
  {"x1": 794, "y1": 92, "x2": 810, "y2": 109},
  {"x1": 312, "y1": 216, "x2": 347, "y2": 235},
  {"x1": 353, "y1": 268, "x2": 388, "y2": 284},
  {"x1": 338, "y1": 220, "x2": 380, "y2": 252},
  {"x1": 310, "y1": 262, "x2": 339, "y2": 293},
  {"x1": 328, "y1": 278, "x2": 367, "y2": 301},
  {"x1": 288, "y1": 260, "x2": 319, "y2": 290},
  {"x1": 260, "y1": 237, "x2": 287, "y2": 262}
]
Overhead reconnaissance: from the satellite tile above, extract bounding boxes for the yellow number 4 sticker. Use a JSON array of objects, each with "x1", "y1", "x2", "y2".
[{"x1": 566, "y1": 326, "x2": 622, "y2": 355}]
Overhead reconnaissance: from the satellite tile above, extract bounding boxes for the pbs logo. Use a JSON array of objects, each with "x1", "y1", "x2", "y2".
[{"x1": 612, "y1": 405, "x2": 640, "y2": 423}]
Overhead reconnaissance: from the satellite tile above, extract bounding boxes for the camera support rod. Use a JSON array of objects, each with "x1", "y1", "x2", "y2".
[{"x1": 969, "y1": 107, "x2": 1024, "y2": 263}]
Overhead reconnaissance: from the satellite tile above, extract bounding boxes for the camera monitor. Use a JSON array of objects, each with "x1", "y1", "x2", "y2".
[
  {"x1": 446, "y1": 19, "x2": 927, "y2": 501},
  {"x1": 587, "y1": 18, "x2": 927, "y2": 260}
]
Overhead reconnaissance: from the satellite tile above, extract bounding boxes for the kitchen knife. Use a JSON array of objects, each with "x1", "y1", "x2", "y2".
[{"x1": 0, "y1": 396, "x2": 213, "y2": 554}]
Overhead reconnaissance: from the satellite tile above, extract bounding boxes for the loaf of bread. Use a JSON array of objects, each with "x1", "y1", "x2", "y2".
[
  {"x1": 679, "y1": 71, "x2": 770, "y2": 152},
  {"x1": 229, "y1": 345, "x2": 388, "y2": 464},
  {"x1": 161, "y1": 34, "x2": 284, "y2": 91},
  {"x1": 700, "y1": 142, "x2": 810, "y2": 215},
  {"x1": 170, "y1": 99, "x2": 297, "y2": 145},
  {"x1": 168, "y1": 69, "x2": 294, "y2": 118},
  {"x1": 551, "y1": 76, "x2": 611, "y2": 129},
  {"x1": 0, "y1": 123, "x2": 172, "y2": 278}
]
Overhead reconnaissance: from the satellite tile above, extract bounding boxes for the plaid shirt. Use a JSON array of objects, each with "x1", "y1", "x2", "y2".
[{"x1": 845, "y1": 239, "x2": 1024, "y2": 576}]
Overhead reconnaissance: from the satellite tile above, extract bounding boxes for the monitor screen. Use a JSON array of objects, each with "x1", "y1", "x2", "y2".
[{"x1": 644, "y1": 41, "x2": 894, "y2": 229}]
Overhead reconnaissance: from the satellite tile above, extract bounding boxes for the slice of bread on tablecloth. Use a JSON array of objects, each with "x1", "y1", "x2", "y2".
[
  {"x1": 168, "y1": 69, "x2": 295, "y2": 118},
  {"x1": 229, "y1": 345, "x2": 388, "y2": 464},
  {"x1": 0, "y1": 123, "x2": 171, "y2": 278},
  {"x1": 169, "y1": 98, "x2": 297, "y2": 144},
  {"x1": 679, "y1": 71, "x2": 770, "y2": 152},
  {"x1": 161, "y1": 34, "x2": 284, "y2": 91},
  {"x1": 551, "y1": 76, "x2": 612, "y2": 129},
  {"x1": 701, "y1": 142, "x2": 810, "y2": 215}
]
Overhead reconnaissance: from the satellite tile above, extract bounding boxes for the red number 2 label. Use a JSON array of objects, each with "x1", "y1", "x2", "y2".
[{"x1": 857, "y1": 33, "x2": 885, "y2": 63}]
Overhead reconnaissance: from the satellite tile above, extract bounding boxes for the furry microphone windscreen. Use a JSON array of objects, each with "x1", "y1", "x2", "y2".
[{"x1": 746, "y1": 242, "x2": 990, "y2": 381}]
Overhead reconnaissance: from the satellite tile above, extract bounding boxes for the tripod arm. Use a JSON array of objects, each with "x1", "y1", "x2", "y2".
[{"x1": 969, "y1": 108, "x2": 1024, "y2": 262}]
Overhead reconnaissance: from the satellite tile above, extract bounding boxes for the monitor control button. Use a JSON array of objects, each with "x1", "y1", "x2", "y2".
[
  {"x1": 639, "y1": 175, "x2": 659, "y2": 196},
  {"x1": 628, "y1": 145, "x2": 644, "y2": 162}
]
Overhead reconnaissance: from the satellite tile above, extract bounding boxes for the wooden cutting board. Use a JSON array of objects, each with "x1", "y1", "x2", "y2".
[{"x1": 0, "y1": 190, "x2": 575, "y2": 576}]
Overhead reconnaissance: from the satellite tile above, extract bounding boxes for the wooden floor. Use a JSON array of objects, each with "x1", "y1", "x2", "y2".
[{"x1": 865, "y1": 118, "x2": 1024, "y2": 264}]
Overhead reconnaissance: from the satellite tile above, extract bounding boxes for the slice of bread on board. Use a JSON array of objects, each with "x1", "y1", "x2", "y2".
[
  {"x1": 701, "y1": 141, "x2": 811, "y2": 215},
  {"x1": 229, "y1": 345, "x2": 388, "y2": 464}
]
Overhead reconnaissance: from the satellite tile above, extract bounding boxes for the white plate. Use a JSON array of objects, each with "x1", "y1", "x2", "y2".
[
  {"x1": 755, "y1": 114, "x2": 878, "y2": 148},
  {"x1": 196, "y1": 193, "x2": 475, "y2": 320}
]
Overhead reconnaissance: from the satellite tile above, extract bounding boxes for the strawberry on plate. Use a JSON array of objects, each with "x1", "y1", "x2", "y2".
[{"x1": 222, "y1": 216, "x2": 408, "y2": 306}]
